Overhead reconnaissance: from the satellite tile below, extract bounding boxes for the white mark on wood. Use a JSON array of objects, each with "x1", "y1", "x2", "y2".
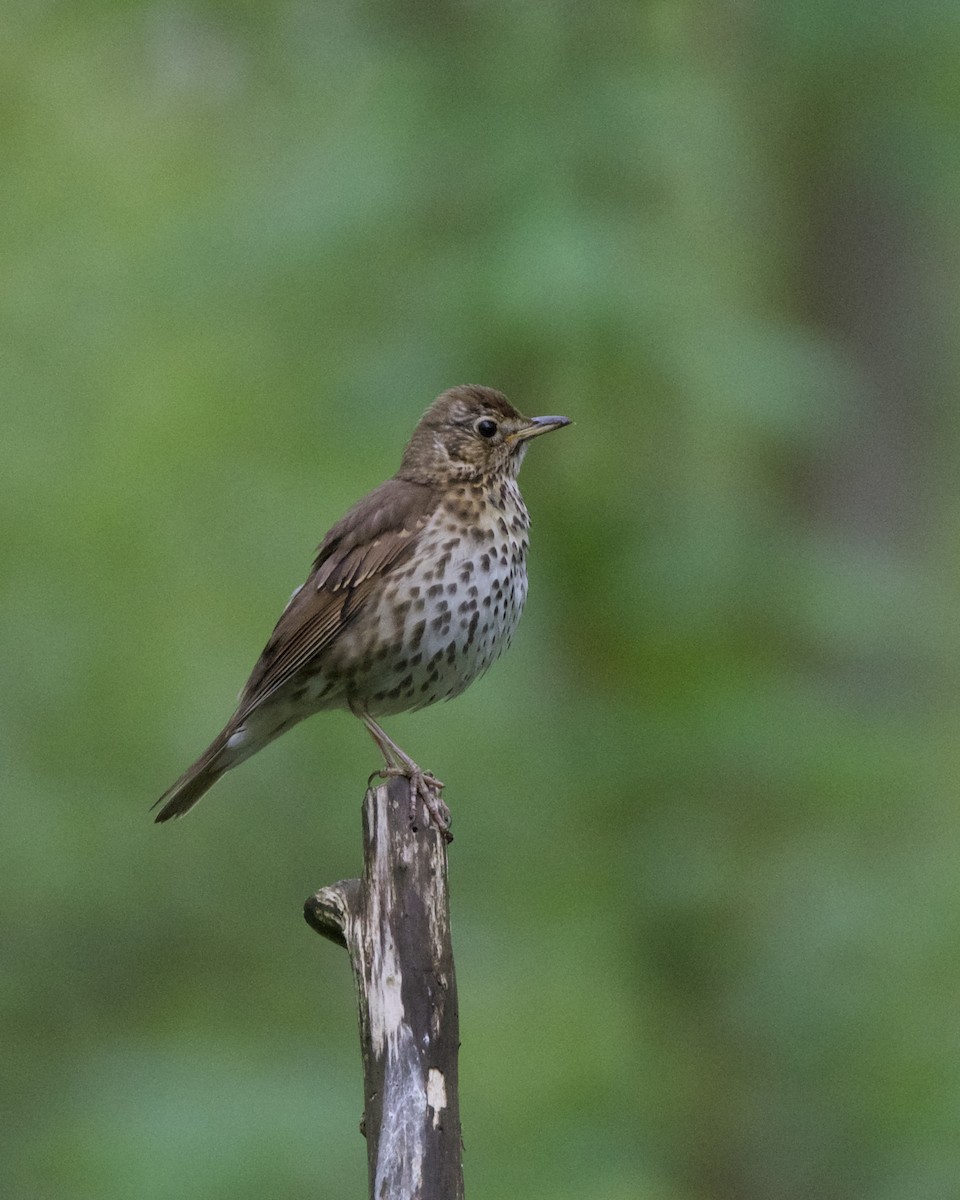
[
  {"x1": 366, "y1": 798, "x2": 404, "y2": 1056},
  {"x1": 427, "y1": 1068, "x2": 447, "y2": 1130},
  {"x1": 368, "y1": 952, "x2": 404, "y2": 1060},
  {"x1": 375, "y1": 1021, "x2": 427, "y2": 1195}
]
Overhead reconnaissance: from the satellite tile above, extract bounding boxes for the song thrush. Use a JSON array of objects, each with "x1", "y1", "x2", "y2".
[{"x1": 154, "y1": 385, "x2": 570, "y2": 837}]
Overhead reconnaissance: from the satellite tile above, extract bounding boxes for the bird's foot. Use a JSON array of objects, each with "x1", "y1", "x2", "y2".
[{"x1": 375, "y1": 764, "x2": 451, "y2": 843}]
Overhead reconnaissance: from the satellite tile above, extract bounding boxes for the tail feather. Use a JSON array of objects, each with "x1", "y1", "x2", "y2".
[{"x1": 153, "y1": 732, "x2": 232, "y2": 823}]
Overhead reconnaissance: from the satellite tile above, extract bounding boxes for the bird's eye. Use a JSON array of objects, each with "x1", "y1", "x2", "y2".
[{"x1": 476, "y1": 418, "x2": 498, "y2": 438}]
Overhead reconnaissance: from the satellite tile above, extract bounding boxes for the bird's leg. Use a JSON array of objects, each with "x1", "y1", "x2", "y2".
[{"x1": 353, "y1": 709, "x2": 451, "y2": 841}]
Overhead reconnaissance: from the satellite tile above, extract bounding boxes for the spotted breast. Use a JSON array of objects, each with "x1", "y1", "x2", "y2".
[{"x1": 329, "y1": 476, "x2": 531, "y2": 716}]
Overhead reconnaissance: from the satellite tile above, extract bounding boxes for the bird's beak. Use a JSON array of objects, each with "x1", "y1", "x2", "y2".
[{"x1": 508, "y1": 415, "x2": 572, "y2": 443}]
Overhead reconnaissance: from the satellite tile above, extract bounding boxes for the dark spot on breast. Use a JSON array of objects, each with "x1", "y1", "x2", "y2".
[
  {"x1": 446, "y1": 582, "x2": 457, "y2": 594},
  {"x1": 411, "y1": 620, "x2": 426, "y2": 648},
  {"x1": 442, "y1": 538, "x2": 461, "y2": 552},
  {"x1": 427, "y1": 584, "x2": 443, "y2": 598},
  {"x1": 480, "y1": 553, "x2": 491, "y2": 572}
]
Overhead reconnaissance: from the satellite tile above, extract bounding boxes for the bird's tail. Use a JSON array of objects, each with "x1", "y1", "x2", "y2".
[{"x1": 153, "y1": 730, "x2": 233, "y2": 823}]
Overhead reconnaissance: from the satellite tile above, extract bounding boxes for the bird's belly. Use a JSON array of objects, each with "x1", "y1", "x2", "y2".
[{"x1": 338, "y1": 532, "x2": 529, "y2": 717}]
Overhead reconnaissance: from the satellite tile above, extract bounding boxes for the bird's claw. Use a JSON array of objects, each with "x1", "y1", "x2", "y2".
[{"x1": 375, "y1": 764, "x2": 451, "y2": 843}]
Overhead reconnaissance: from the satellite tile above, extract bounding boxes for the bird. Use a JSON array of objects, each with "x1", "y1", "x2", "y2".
[{"x1": 154, "y1": 385, "x2": 570, "y2": 838}]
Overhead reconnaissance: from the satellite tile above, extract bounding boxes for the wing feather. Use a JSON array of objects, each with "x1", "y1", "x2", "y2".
[{"x1": 235, "y1": 478, "x2": 436, "y2": 717}]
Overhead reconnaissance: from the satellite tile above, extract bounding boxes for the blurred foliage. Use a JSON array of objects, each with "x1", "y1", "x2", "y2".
[{"x1": 4, "y1": 2, "x2": 960, "y2": 1197}]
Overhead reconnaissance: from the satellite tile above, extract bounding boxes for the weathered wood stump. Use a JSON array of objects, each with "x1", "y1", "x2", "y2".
[{"x1": 304, "y1": 776, "x2": 463, "y2": 1199}]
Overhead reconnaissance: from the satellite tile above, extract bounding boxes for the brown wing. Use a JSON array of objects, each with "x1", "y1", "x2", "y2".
[{"x1": 236, "y1": 477, "x2": 438, "y2": 717}]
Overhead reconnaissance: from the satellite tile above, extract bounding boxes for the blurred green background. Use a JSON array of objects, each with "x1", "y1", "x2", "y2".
[{"x1": 4, "y1": 2, "x2": 960, "y2": 1197}]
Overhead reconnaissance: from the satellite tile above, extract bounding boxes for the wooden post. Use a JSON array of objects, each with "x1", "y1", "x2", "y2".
[{"x1": 304, "y1": 776, "x2": 464, "y2": 1199}]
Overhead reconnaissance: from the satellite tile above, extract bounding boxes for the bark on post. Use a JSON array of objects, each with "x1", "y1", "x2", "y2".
[{"x1": 304, "y1": 776, "x2": 463, "y2": 1199}]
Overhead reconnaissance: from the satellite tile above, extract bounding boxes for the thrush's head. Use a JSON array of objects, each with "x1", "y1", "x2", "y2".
[{"x1": 398, "y1": 385, "x2": 570, "y2": 486}]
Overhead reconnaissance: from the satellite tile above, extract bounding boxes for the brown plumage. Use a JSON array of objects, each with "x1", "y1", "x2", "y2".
[{"x1": 154, "y1": 385, "x2": 570, "y2": 835}]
